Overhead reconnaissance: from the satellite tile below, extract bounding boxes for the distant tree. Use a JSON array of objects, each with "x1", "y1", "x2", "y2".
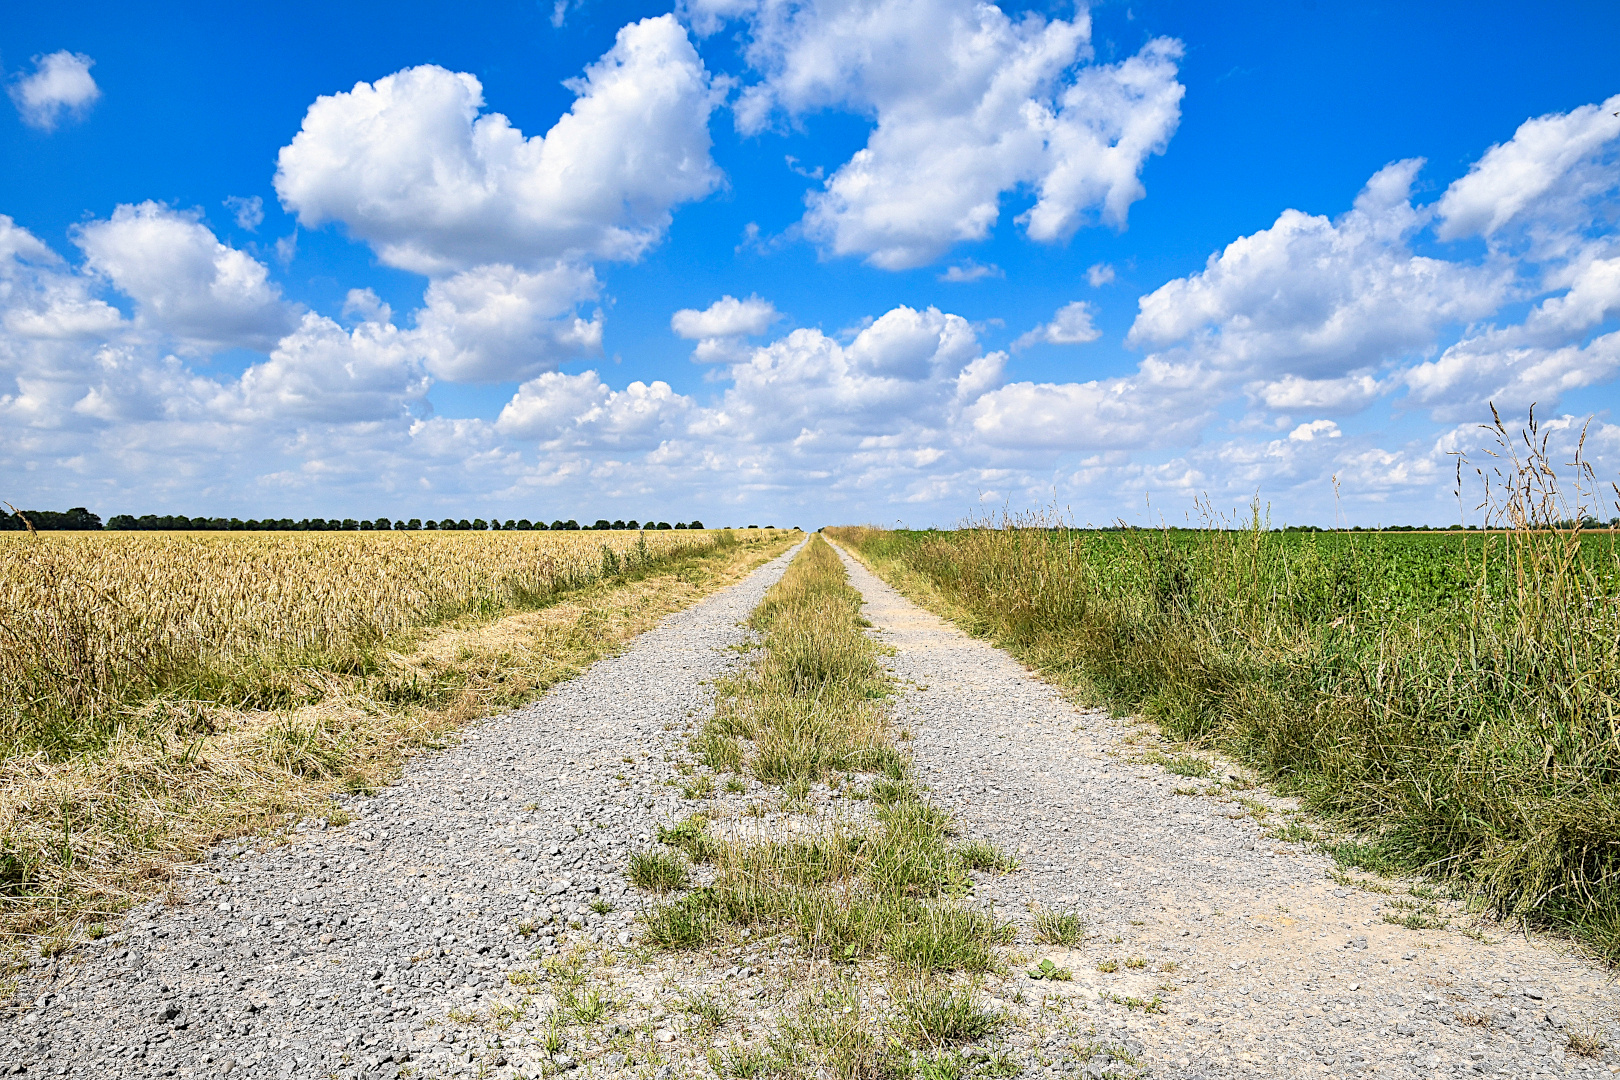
[
  {"x1": 341, "y1": 519, "x2": 358, "y2": 530},
  {"x1": 515, "y1": 519, "x2": 530, "y2": 530},
  {"x1": 690, "y1": 520, "x2": 704, "y2": 529},
  {"x1": 611, "y1": 519, "x2": 626, "y2": 529},
  {"x1": 674, "y1": 522, "x2": 686, "y2": 529},
  {"x1": 565, "y1": 519, "x2": 579, "y2": 530},
  {"x1": 423, "y1": 520, "x2": 438, "y2": 530},
  {"x1": 472, "y1": 518, "x2": 488, "y2": 530},
  {"x1": 593, "y1": 519, "x2": 612, "y2": 530},
  {"x1": 456, "y1": 518, "x2": 471, "y2": 530},
  {"x1": 657, "y1": 521, "x2": 671, "y2": 530},
  {"x1": 375, "y1": 517, "x2": 392, "y2": 531},
  {"x1": 106, "y1": 514, "x2": 137, "y2": 530}
]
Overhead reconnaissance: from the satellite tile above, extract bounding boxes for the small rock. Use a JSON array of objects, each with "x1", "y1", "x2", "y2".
[{"x1": 654, "y1": 1028, "x2": 676, "y2": 1043}]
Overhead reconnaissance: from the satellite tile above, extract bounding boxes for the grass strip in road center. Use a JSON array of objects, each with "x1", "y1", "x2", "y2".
[{"x1": 637, "y1": 534, "x2": 1021, "y2": 1078}]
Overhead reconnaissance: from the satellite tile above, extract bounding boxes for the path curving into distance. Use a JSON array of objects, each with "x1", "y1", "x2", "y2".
[
  {"x1": 831, "y1": 542, "x2": 1618, "y2": 1080},
  {"x1": 0, "y1": 543, "x2": 803, "y2": 1079}
]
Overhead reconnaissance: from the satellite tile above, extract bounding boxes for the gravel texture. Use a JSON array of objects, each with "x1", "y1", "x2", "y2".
[
  {"x1": 7, "y1": 538, "x2": 1618, "y2": 1080},
  {"x1": 0, "y1": 542, "x2": 803, "y2": 1079},
  {"x1": 833, "y1": 542, "x2": 1620, "y2": 1080}
]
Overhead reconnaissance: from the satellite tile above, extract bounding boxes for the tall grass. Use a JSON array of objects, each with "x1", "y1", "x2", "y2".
[
  {"x1": 0, "y1": 529, "x2": 746, "y2": 756},
  {"x1": 831, "y1": 416, "x2": 1620, "y2": 960}
]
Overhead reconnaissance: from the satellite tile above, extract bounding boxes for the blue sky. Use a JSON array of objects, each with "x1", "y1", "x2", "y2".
[{"x1": 3, "y1": 1, "x2": 1618, "y2": 527}]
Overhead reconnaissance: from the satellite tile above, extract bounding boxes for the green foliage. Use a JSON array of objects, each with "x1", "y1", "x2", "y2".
[{"x1": 627, "y1": 850, "x2": 690, "y2": 893}]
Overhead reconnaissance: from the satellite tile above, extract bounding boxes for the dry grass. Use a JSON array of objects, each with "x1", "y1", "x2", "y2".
[{"x1": 0, "y1": 529, "x2": 796, "y2": 957}]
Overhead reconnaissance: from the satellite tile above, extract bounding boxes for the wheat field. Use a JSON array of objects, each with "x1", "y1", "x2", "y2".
[{"x1": 0, "y1": 528, "x2": 731, "y2": 755}]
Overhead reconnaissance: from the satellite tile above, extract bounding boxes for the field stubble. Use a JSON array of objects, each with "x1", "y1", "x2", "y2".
[
  {"x1": 832, "y1": 417, "x2": 1620, "y2": 962},
  {"x1": 0, "y1": 527, "x2": 795, "y2": 954}
]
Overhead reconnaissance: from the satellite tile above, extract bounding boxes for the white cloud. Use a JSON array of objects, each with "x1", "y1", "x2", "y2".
[
  {"x1": 1085, "y1": 262, "x2": 1115, "y2": 287},
  {"x1": 1128, "y1": 160, "x2": 1507, "y2": 386},
  {"x1": 939, "y1": 260, "x2": 1002, "y2": 283},
  {"x1": 411, "y1": 262, "x2": 602, "y2": 383},
  {"x1": 274, "y1": 15, "x2": 721, "y2": 275},
  {"x1": 497, "y1": 370, "x2": 690, "y2": 448},
  {"x1": 1288, "y1": 419, "x2": 1341, "y2": 442},
  {"x1": 72, "y1": 202, "x2": 300, "y2": 352},
  {"x1": 8, "y1": 51, "x2": 100, "y2": 131},
  {"x1": 1251, "y1": 373, "x2": 1383, "y2": 413},
  {"x1": 1436, "y1": 94, "x2": 1620, "y2": 242},
  {"x1": 233, "y1": 311, "x2": 429, "y2": 423},
  {"x1": 671, "y1": 294, "x2": 780, "y2": 338},
  {"x1": 690, "y1": 0, "x2": 1183, "y2": 269},
  {"x1": 965, "y1": 353, "x2": 1213, "y2": 451},
  {"x1": 671, "y1": 294, "x2": 782, "y2": 364},
  {"x1": 224, "y1": 195, "x2": 265, "y2": 232},
  {"x1": 1012, "y1": 300, "x2": 1101, "y2": 349}
]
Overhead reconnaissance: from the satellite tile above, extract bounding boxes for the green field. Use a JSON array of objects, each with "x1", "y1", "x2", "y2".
[{"x1": 831, "y1": 521, "x2": 1620, "y2": 959}]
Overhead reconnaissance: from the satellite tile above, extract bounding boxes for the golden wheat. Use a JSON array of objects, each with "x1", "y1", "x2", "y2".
[{"x1": 0, "y1": 529, "x2": 753, "y2": 751}]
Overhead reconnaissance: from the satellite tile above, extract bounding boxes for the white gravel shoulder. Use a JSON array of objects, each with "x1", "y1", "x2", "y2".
[
  {"x1": 0, "y1": 542, "x2": 803, "y2": 1079},
  {"x1": 833, "y1": 543, "x2": 1620, "y2": 1080}
]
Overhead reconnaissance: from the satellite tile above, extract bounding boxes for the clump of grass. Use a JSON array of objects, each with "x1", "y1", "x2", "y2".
[
  {"x1": 894, "y1": 986, "x2": 1005, "y2": 1046},
  {"x1": 955, "y1": 839, "x2": 1017, "y2": 873},
  {"x1": 1033, "y1": 909, "x2": 1085, "y2": 946},
  {"x1": 628, "y1": 850, "x2": 690, "y2": 893},
  {"x1": 657, "y1": 815, "x2": 720, "y2": 863}
]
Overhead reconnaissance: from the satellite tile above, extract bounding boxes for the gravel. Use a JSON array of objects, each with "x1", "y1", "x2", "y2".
[
  {"x1": 0, "y1": 542, "x2": 803, "y2": 1079},
  {"x1": 834, "y1": 544, "x2": 1620, "y2": 1080}
]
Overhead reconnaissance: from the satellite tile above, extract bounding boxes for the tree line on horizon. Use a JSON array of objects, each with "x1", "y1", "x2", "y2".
[{"x1": 0, "y1": 508, "x2": 708, "y2": 532}]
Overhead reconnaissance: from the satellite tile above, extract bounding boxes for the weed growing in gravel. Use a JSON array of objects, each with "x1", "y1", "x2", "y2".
[
  {"x1": 1033, "y1": 910, "x2": 1085, "y2": 946},
  {"x1": 1095, "y1": 959, "x2": 1118, "y2": 973},
  {"x1": 628, "y1": 851, "x2": 689, "y2": 893},
  {"x1": 895, "y1": 985, "x2": 1006, "y2": 1046},
  {"x1": 1567, "y1": 1026, "x2": 1606, "y2": 1057}
]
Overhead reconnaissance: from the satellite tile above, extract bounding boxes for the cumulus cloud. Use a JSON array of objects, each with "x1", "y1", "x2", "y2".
[
  {"x1": 1012, "y1": 300, "x2": 1101, "y2": 349},
  {"x1": 8, "y1": 51, "x2": 100, "y2": 131},
  {"x1": 1436, "y1": 94, "x2": 1620, "y2": 242},
  {"x1": 689, "y1": 0, "x2": 1183, "y2": 269},
  {"x1": 1288, "y1": 419, "x2": 1341, "y2": 442},
  {"x1": 671, "y1": 294, "x2": 780, "y2": 339},
  {"x1": 1128, "y1": 160, "x2": 1507, "y2": 387},
  {"x1": 72, "y1": 202, "x2": 300, "y2": 352},
  {"x1": 670, "y1": 294, "x2": 782, "y2": 363},
  {"x1": 1085, "y1": 262, "x2": 1115, "y2": 287},
  {"x1": 411, "y1": 262, "x2": 602, "y2": 382},
  {"x1": 274, "y1": 15, "x2": 721, "y2": 275},
  {"x1": 497, "y1": 370, "x2": 690, "y2": 447}
]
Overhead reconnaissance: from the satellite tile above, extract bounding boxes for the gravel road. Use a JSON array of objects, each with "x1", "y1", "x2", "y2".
[
  {"x1": 6, "y1": 539, "x2": 1618, "y2": 1080},
  {"x1": 0, "y1": 543, "x2": 803, "y2": 1079},
  {"x1": 833, "y1": 543, "x2": 1620, "y2": 1080}
]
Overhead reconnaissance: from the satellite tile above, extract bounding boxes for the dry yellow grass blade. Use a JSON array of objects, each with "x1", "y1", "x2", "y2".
[{"x1": 0, "y1": 530, "x2": 797, "y2": 958}]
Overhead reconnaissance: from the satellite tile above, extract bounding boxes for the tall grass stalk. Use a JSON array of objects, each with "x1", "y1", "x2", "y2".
[{"x1": 831, "y1": 415, "x2": 1620, "y2": 960}]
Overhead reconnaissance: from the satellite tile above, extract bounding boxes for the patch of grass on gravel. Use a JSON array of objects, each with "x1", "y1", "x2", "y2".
[
  {"x1": 628, "y1": 850, "x2": 690, "y2": 893},
  {"x1": 1032, "y1": 909, "x2": 1085, "y2": 946}
]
